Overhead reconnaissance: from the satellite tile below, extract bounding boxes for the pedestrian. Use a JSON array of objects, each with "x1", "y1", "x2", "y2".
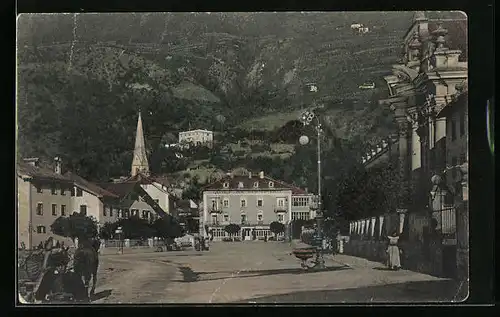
[
  {"x1": 264, "y1": 233, "x2": 268, "y2": 242},
  {"x1": 386, "y1": 230, "x2": 401, "y2": 270}
]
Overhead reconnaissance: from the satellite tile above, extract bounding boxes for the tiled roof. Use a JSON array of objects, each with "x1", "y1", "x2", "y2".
[
  {"x1": 123, "y1": 173, "x2": 171, "y2": 189},
  {"x1": 203, "y1": 174, "x2": 307, "y2": 195},
  {"x1": 97, "y1": 182, "x2": 138, "y2": 198},
  {"x1": 17, "y1": 161, "x2": 73, "y2": 183},
  {"x1": 17, "y1": 161, "x2": 119, "y2": 199},
  {"x1": 64, "y1": 172, "x2": 118, "y2": 198}
]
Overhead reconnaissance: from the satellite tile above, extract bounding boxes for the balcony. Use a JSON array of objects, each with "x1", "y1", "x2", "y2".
[
  {"x1": 210, "y1": 208, "x2": 223, "y2": 214},
  {"x1": 274, "y1": 208, "x2": 288, "y2": 213}
]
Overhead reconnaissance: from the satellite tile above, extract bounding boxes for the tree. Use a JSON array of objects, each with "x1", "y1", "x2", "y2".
[
  {"x1": 99, "y1": 221, "x2": 118, "y2": 240},
  {"x1": 113, "y1": 216, "x2": 156, "y2": 240},
  {"x1": 152, "y1": 216, "x2": 184, "y2": 243},
  {"x1": 51, "y1": 212, "x2": 99, "y2": 242},
  {"x1": 224, "y1": 223, "x2": 241, "y2": 241},
  {"x1": 181, "y1": 175, "x2": 204, "y2": 202},
  {"x1": 334, "y1": 160, "x2": 403, "y2": 222},
  {"x1": 269, "y1": 221, "x2": 285, "y2": 238}
]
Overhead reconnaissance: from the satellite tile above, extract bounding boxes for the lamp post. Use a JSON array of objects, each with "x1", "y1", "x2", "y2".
[
  {"x1": 115, "y1": 226, "x2": 123, "y2": 254},
  {"x1": 299, "y1": 109, "x2": 325, "y2": 269}
]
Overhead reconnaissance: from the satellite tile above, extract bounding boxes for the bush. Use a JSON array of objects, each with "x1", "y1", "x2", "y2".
[{"x1": 222, "y1": 237, "x2": 233, "y2": 242}]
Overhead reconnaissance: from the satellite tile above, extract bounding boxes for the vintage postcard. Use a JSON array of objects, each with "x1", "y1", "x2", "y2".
[{"x1": 16, "y1": 11, "x2": 469, "y2": 304}]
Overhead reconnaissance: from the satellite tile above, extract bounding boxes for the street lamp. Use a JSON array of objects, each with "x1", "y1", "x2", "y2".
[
  {"x1": 299, "y1": 109, "x2": 326, "y2": 269},
  {"x1": 115, "y1": 226, "x2": 123, "y2": 254}
]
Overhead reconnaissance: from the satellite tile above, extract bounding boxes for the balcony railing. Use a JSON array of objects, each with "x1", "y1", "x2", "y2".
[
  {"x1": 210, "y1": 208, "x2": 223, "y2": 214},
  {"x1": 274, "y1": 208, "x2": 287, "y2": 213}
]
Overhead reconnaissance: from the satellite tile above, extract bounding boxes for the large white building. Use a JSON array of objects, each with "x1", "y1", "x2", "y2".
[
  {"x1": 178, "y1": 129, "x2": 213, "y2": 147},
  {"x1": 202, "y1": 171, "x2": 316, "y2": 241}
]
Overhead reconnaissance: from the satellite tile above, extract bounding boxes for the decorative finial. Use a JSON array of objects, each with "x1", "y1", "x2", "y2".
[
  {"x1": 408, "y1": 31, "x2": 422, "y2": 61},
  {"x1": 413, "y1": 11, "x2": 427, "y2": 22},
  {"x1": 432, "y1": 23, "x2": 448, "y2": 49}
]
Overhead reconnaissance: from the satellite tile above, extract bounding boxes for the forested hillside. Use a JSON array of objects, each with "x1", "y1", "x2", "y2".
[{"x1": 17, "y1": 12, "x2": 415, "y2": 181}]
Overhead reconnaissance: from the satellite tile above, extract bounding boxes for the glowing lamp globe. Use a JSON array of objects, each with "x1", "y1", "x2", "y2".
[{"x1": 299, "y1": 135, "x2": 310, "y2": 145}]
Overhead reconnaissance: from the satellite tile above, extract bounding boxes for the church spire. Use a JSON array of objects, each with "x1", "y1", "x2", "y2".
[{"x1": 131, "y1": 110, "x2": 150, "y2": 177}]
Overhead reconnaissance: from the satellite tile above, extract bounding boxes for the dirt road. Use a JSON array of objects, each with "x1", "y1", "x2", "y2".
[{"x1": 93, "y1": 254, "x2": 178, "y2": 303}]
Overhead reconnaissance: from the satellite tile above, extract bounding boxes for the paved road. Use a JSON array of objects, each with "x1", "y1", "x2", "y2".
[{"x1": 92, "y1": 242, "x2": 463, "y2": 304}]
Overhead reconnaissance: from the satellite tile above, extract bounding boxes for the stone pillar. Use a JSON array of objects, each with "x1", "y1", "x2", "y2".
[
  {"x1": 456, "y1": 163, "x2": 469, "y2": 281},
  {"x1": 435, "y1": 117, "x2": 447, "y2": 169},
  {"x1": 124, "y1": 239, "x2": 130, "y2": 248},
  {"x1": 349, "y1": 222, "x2": 353, "y2": 235},
  {"x1": 396, "y1": 117, "x2": 411, "y2": 207},
  {"x1": 396, "y1": 209, "x2": 408, "y2": 235},
  {"x1": 378, "y1": 215, "x2": 384, "y2": 238},
  {"x1": 429, "y1": 116, "x2": 435, "y2": 149},
  {"x1": 148, "y1": 238, "x2": 154, "y2": 248},
  {"x1": 411, "y1": 121, "x2": 422, "y2": 171},
  {"x1": 370, "y1": 217, "x2": 376, "y2": 238},
  {"x1": 356, "y1": 221, "x2": 360, "y2": 235},
  {"x1": 430, "y1": 186, "x2": 446, "y2": 231},
  {"x1": 361, "y1": 219, "x2": 366, "y2": 236}
]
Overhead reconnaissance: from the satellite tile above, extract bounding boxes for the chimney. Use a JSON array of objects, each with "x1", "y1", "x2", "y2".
[
  {"x1": 259, "y1": 171, "x2": 264, "y2": 179},
  {"x1": 248, "y1": 172, "x2": 252, "y2": 179},
  {"x1": 23, "y1": 157, "x2": 39, "y2": 167},
  {"x1": 54, "y1": 157, "x2": 62, "y2": 174}
]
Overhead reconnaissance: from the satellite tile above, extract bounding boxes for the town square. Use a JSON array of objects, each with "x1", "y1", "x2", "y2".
[{"x1": 16, "y1": 11, "x2": 474, "y2": 304}]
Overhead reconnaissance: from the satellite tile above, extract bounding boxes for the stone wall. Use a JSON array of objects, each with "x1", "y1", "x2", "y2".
[{"x1": 343, "y1": 238, "x2": 446, "y2": 277}]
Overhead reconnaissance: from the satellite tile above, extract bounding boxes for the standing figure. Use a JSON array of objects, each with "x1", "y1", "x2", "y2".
[{"x1": 386, "y1": 231, "x2": 401, "y2": 270}]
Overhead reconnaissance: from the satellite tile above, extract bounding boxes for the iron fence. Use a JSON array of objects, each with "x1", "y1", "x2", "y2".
[
  {"x1": 103, "y1": 239, "x2": 163, "y2": 248},
  {"x1": 441, "y1": 206, "x2": 456, "y2": 235}
]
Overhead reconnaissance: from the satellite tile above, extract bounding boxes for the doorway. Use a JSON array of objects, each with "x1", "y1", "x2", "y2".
[{"x1": 242, "y1": 228, "x2": 251, "y2": 241}]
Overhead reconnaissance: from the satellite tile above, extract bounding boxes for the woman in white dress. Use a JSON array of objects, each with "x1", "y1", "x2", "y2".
[{"x1": 386, "y1": 231, "x2": 401, "y2": 270}]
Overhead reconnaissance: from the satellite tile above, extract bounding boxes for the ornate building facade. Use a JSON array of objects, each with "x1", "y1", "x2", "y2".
[{"x1": 346, "y1": 12, "x2": 468, "y2": 280}]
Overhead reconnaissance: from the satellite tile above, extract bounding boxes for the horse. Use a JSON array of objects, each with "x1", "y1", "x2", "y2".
[
  {"x1": 32, "y1": 246, "x2": 89, "y2": 303},
  {"x1": 73, "y1": 238, "x2": 100, "y2": 298}
]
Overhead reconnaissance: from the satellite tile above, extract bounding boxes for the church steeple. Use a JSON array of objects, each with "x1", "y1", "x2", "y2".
[{"x1": 131, "y1": 111, "x2": 150, "y2": 177}]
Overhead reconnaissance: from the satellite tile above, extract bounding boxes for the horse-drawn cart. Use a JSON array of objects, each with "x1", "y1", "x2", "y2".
[{"x1": 17, "y1": 248, "x2": 90, "y2": 304}]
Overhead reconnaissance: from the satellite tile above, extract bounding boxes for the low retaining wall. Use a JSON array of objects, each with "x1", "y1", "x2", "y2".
[{"x1": 344, "y1": 239, "x2": 446, "y2": 277}]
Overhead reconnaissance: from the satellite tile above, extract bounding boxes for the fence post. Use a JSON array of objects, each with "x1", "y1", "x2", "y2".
[{"x1": 124, "y1": 239, "x2": 130, "y2": 248}]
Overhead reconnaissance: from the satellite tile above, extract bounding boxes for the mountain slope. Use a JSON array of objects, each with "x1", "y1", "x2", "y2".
[{"x1": 17, "y1": 12, "x2": 413, "y2": 180}]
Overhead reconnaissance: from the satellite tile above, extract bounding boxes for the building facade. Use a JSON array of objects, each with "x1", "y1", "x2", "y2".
[
  {"x1": 178, "y1": 129, "x2": 214, "y2": 147},
  {"x1": 17, "y1": 158, "x2": 121, "y2": 249},
  {"x1": 202, "y1": 171, "x2": 315, "y2": 241},
  {"x1": 347, "y1": 11, "x2": 468, "y2": 279}
]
